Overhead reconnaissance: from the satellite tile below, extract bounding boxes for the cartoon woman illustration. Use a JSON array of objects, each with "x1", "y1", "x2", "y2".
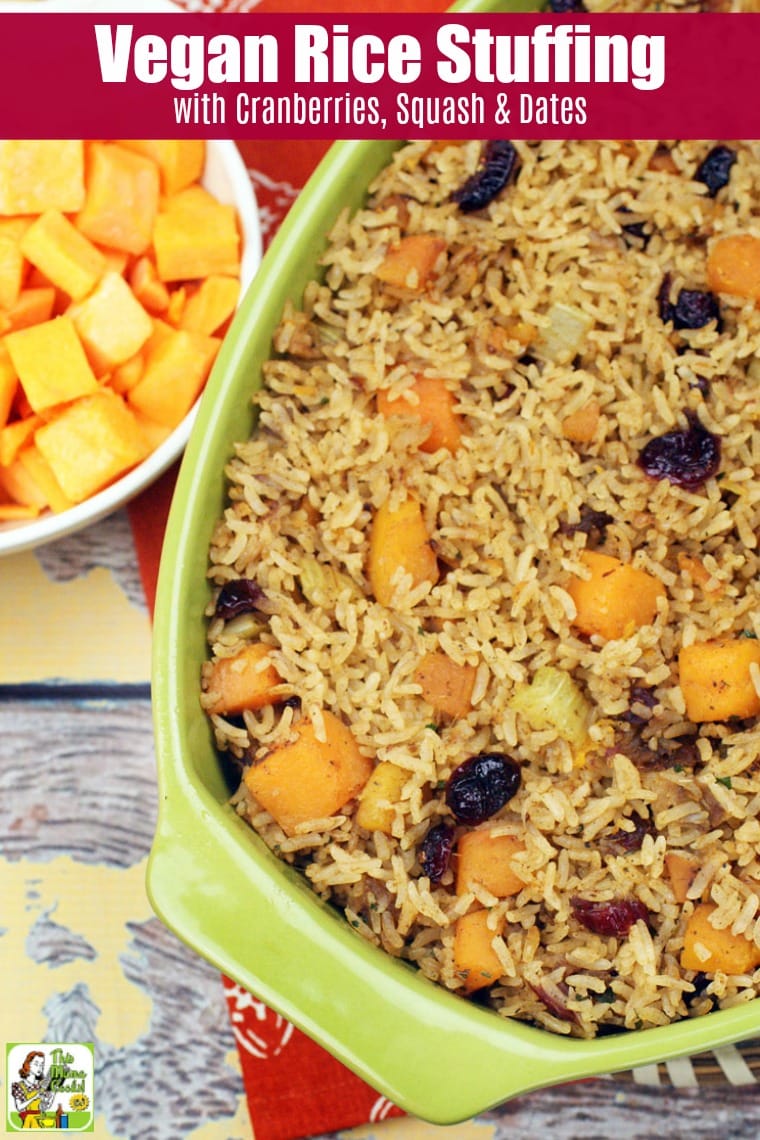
[{"x1": 11, "y1": 1051, "x2": 54, "y2": 1129}]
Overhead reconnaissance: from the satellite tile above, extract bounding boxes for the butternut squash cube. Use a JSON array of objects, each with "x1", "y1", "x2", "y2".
[
  {"x1": 116, "y1": 139, "x2": 205, "y2": 195},
  {"x1": 76, "y1": 142, "x2": 160, "y2": 255},
  {"x1": 5, "y1": 315, "x2": 98, "y2": 413},
  {"x1": 100, "y1": 248, "x2": 130, "y2": 278},
  {"x1": 0, "y1": 501, "x2": 39, "y2": 521},
  {"x1": 109, "y1": 352, "x2": 144, "y2": 396},
  {"x1": 562, "y1": 399, "x2": 601, "y2": 445},
  {"x1": 179, "y1": 274, "x2": 240, "y2": 335},
  {"x1": 244, "y1": 711, "x2": 373, "y2": 836},
  {"x1": 664, "y1": 852, "x2": 699, "y2": 904},
  {"x1": 356, "y1": 761, "x2": 407, "y2": 834},
  {"x1": 0, "y1": 141, "x2": 85, "y2": 215},
  {"x1": 377, "y1": 375, "x2": 463, "y2": 454},
  {"x1": 4, "y1": 287, "x2": 56, "y2": 333},
  {"x1": 414, "y1": 650, "x2": 476, "y2": 719},
  {"x1": 17, "y1": 444, "x2": 74, "y2": 514},
  {"x1": 375, "y1": 235, "x2": 446, "y2": 292},
  {"x1": 129, "y1": 256, "x2": 170, "y2": 315},
  {"x1": 568, "y1": 550, "x2": 666, "y2": 641},
  {"x1": 0, "y1": 234, "x2": 24, "y2": 310},
  {"x1": 126, "y1": 325, "x2": 219, "y2": 428},
  {"x1": 34, "y1": 389, "x2": 148, "y2": 503},
  {"x1": 0, "y1": 455, "x2": 48, "y2": 511},
  {"x1": 165, "y1": 286, "x2": 186, "y2": 326},
  {"x1": 21, "y1": 210, "x2": 107, "y2": 301},
  {"x1": 456, "y1": 830, "x2": 526, "y2": 898},
  {"x1": 204, "y1": 643, "x2": 282, "y2": 716},
  {"x1": 0, "y1": 344, "x2": 18, "y2": 429},
  {"x1": 679, "y1": 638, "x2": 760, "y2": 722},
  {"x1": 0, "y1": 216, "x2": 35, "y2": 244},
  {"x1": 132, "y1": 411, "x2": 173, "y2": 452},
  {"x1": 368, "y1": 495, "x2": 439, "y2": 607},
  {"x1": 453, "y1": 908, "x2": 504, "y2": 993},
  {"x1": 681, "y1": 902, "x2": 760, "y2": 975},
  {"x1": 0, "y1": 414, "x2": 41, "y2": 467},
  {"x1": 706, "y1": 234, "x2": 760, "y2": 302},
  {"x1": 68, "y1": 271, "x2": 153, "y2": 373},
  {"x1": 153, "y1": 185, "x2": 240, "y2": 282}
]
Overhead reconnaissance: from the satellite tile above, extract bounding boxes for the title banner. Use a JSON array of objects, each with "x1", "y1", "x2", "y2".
[{"x1": 0, "y1": 13, "x2": 756, "y2": 139}]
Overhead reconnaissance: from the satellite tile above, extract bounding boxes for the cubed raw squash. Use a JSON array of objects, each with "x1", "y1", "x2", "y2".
[
  {"x1": 116, "y1": 139, "x2": 205, "y2": 195},
  {"x1": 0, "y1": 141, "x2": 85, "y2": 215},
  {"x1": 68, "y1": 271, "x2": 153, "y2": 373},
  {"x1": 0, "y1": 234, "x2": 24, "y2": 310},
  {"x1": 132, "y1": 410, "x2": 172, "y2": 452},
  {"x1": 129, "y1": 256, "x2": 170, "y2": 315},
  {"x1": 203, "y1": 643, "x2": 282, "y2": 716},
  {"x1": 179, "y1": 274, "x2": 240, "y2": 335},
  {"x1": 108, "y1": 352, "x2": 145, "y2": 396},
  {"x1": 244, "y1": 712, "x2": 373, "y2": 836},
  {"x1": 34, "y1": 389, "x2": 148, "y2": 502},
  {"x1": 681, "y1": 903, "x2": 760, "y2": 974},
  {"x1": 356, "y1": 761, "x2": 407, "y2": 833},
  {"x1": 4, "y1": 287, "x2": 56, "y2": 332},
  {"x1": 0, "y1": 344, "x2": 17, "y2": 429},
  {"x1": 76, "y1": 142, "x2": 160, "y2": 255},
  {"x1": 0, "y1": 456, "x2": 48, "y2": 511},
  {"x1": 5, "y1": 315, "x2": 98, "y2": 413},
  {"x1": 453, "y1": 908, "x2": 504, "y2": 992},
  {"x1": 0, "y1": 414, "x2": 41, "y2": 467},
  {"x1": 153, "y1": 185, "x2": 240, "y2": 282},
  {"x1": 17, "y1": 444, "x2": 74, "y2": 513},
  {"x1": 455, "y1": 830, "x2": 526, "y2": 898},
  {"x1": 20, "y1": 209, "x2": 107, "y2": 301},
  {"x1": 127, "y1": 325, "x2": 220, "y2": 428}
]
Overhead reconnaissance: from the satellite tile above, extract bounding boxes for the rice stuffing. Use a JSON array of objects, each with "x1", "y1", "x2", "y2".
[{"x1": 202, "y1": 138, "x2": 760, "y2": 1038}]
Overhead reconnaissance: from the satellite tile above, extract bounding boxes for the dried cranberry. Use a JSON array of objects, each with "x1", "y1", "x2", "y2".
[
  {"x1": 658, "y1": 274, "x2": 721, "y2": 331},
  {"x1": 451, "y1": 141, "x2": 519, "y2": 214},
  {"x1": 418, "y1": 821, "x2": 455, "y2": 884},
  {"x1": 689, "y1": 376, "x2": 711, "y2": 397},
  {"x1": 559, "y1": 506, "x2": 614, "y2": 543},
  {"x1": 570, "y1": 896, "x2": 649, "y2": 938},
  {"x1": 637, "y1": 411, "x2": 721, "y2": 490},
  {"x1": 621, "y1": 220, "x2": 651, "y2": 248},
  {"x1": 214, "y1": 579, "x2": 265, "y2": 620},
  {"x1": 695, "y1": 145, "x2": 736, "y2": 198},
  {"x1": 620, "y1": 685, "x2": 658, "y2": 727},
  {"x1": 672, "y1": 289, "x2": 722, "y2": 332},
  {"x1": 598, "y1": 813, "x2": 656, "y2": 855},
  {"x1": 657, "y1": 273, "x2": 675, "y2": 323},
  {"x1": 445, "y1": 752, "x2": 521, "y2": 825}
]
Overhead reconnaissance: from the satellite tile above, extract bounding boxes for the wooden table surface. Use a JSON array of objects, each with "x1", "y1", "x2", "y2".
[{"x1": 1, "y1": 507, "x2": 758, "y2": 1138}]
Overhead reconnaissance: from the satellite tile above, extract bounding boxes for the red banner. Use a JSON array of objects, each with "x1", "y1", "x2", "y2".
[{"x1": 0, "y1": 13, "x2": 757, "y2": 139}]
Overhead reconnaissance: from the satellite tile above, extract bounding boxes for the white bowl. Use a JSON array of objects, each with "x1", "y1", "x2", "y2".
[{"x1": 0, "y1": 138, "x2": 261, "y2": 556}]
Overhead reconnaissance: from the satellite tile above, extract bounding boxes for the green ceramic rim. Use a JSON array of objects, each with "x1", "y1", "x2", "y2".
[{"x1": 147, "y1": 15, "x2": 760, "y2": 1123}]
